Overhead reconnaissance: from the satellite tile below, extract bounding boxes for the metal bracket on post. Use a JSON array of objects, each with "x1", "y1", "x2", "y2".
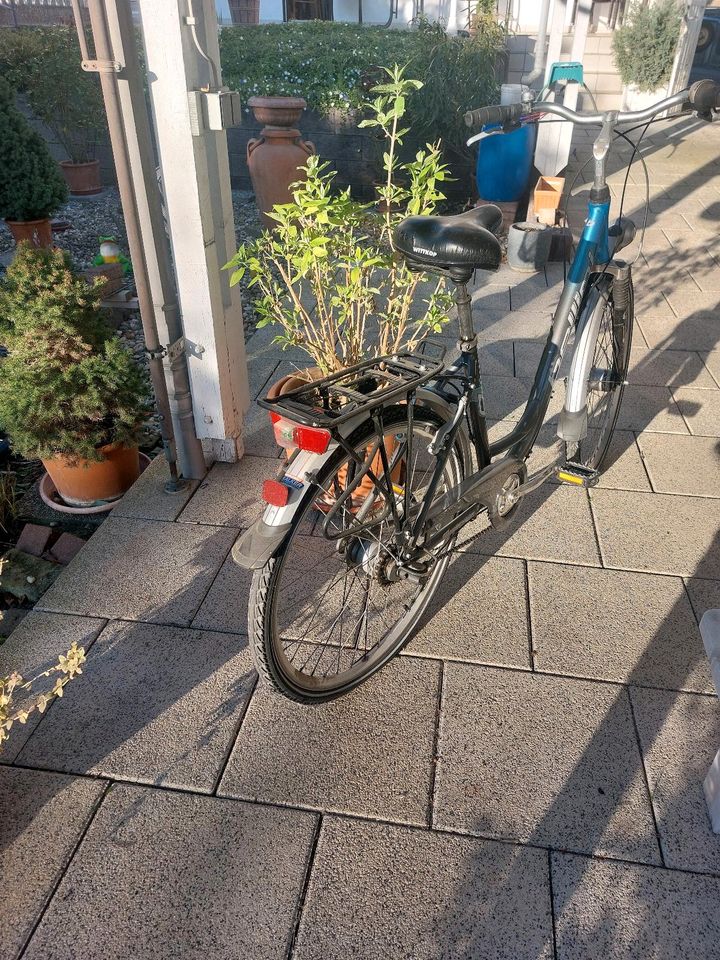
[
  {"x1": 81, "y1": 58, "x2": 122, "y2": 73},
  {"x1": 166, "y1": 337, "x2": 186, "y2": 364}
]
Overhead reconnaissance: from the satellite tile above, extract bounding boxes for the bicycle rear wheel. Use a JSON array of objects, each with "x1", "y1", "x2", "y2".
[
  {"x1": 249, "y1": 404, "x2": 466, "y2": 703},
  {"x1": 565, "y1": 272, "x2": 634, "y2": 470}
]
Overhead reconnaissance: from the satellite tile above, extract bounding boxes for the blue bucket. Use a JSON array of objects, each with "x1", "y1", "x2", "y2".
[{"x1": 475, "y1": 123, "x2": 537, "y2": 203}]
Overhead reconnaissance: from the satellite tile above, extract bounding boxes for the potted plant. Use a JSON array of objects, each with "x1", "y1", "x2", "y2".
[
  {"x1": 613, "y1": 0, "x2": 683, "y2": 112},
  {"x1": 0, "y1": 79, "x2": 68, "y2": 247},
  {"x1": 22, "y1": 28, "x2": 108, "y2": 195},
  {"x1": 0, "y1": 245, "x2": 150, "y2": 508}
]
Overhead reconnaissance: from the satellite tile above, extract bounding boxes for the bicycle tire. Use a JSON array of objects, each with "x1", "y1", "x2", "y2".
[
  {"x1": 249, "y1": 404, "x2": 467, "y2": 703},
  {"x1": 565, "y1": 272, "x2": 634, "y2": 471}
]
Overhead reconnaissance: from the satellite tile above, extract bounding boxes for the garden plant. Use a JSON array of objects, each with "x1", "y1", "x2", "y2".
[{"x1": 613, "y1": 0, "x2": 682, "y2": 92}]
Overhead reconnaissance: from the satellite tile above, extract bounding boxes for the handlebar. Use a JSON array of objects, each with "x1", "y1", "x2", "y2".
[{"x1": 464, "y1": 80, "x2": 720, "y2": 134}]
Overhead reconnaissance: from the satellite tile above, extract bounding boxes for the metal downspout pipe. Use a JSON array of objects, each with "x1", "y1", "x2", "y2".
[
  {"x1": 71, "y1": 0, "x2": 207, "y2": 484},
  {"x1": 522, "y1": 0, "x2": 552, "y2": 89}
]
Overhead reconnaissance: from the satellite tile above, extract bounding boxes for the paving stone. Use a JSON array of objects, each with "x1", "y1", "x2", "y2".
[
  {"x1": 684, "y1": 577, "x2": 720, "y2": 623},
  {"x1": 243, "y1": 402, "x2": 283, "y2": 458},
  {"x1": 614, "y1": 385, "x2": 689, "y2": 434},
  {"x1": 628, "y1": 347, "x2": 717, "y2": 389},
  {"x1": 435, "y1": 664, "x2": 660, "y2": 862},
  {"x1": 595, "y1": 430, "x2": 652, "y2": 492},
  {"x1": 638, "y1": 313, "x2": 720, "y2": 352},
  {"x1": 37, "y1": 517, "x2": 236, "y2": 625},
  {"x1": 178, "y1": 456, "x2": 278, "y2": 527},
  {"x1": 0, "y1": 766, "x2": 106, "y2": 960},
  {"x1": 191, "y1": 549, "x2": 252, "y2": 634},
  {"x1": 0, "y1": 612, "x2": 106, "y2": 763},
  {"x1": 15, "y1": 523, "x2": 52, "y2": 558},
  {"x1": 473, "y1": 308, "x2": 554, "y2": 343},
  {"x1": 0, "y1": 606, "x2": 27, "y2": 640},
  {"x1": 294, "y1": 817, "x2": 554, "y2": 960},
  {"x1": 663, "y1": 289, "x2": 720, "y2": 322},
  {"x1": 701, "y1": 346, "x2": 720, "y2": 386},
  {"x1": 552, "y1": 851, "x2": 720, "y2": 960},
  {"x1": 245, "y1": 325, "x2": 311, "y2": 365},
  {"x1": 591, "y1": 489, "x2": 720, "y2": 579},
  {"x1": 529, "y1": 563, "x2": 712, "y2": 693},
  {"x1": 468, "y1": 484, "x2": 601, "y2": 567},
  {"x1": 471, "y1": 285, "x2": 511, "y2": 313},
  {"x1": 405, "y1": 555, "x2": 530, "y2": 668},
  {"x1": 219, "y1": 656, "x2": 440, "y2": 825},
  {"x1": 481, "y1": 375, "x2": 564, "y2": 422},
  {"x1": 22, "y1": 784, "x2": 317, "y2": 960},
  {"x1": 18, "y1": 620, "x2": 255, "y2": 792},
  {"x1": 48, "y1": 532, "x2": 86, "y2": 565},
  {"x1": 672, "y1": 386, "x2": 720, "y2": 436},
  {"x1": 630, "y1": 687, "x2": 720, "y2": 873},
  {"x1": 248, "y1": 356, "x2": 281, "y2": 400},
  {"x1": 112, "y1": 454, "x2": 200, "y2": 522},
  {"x1": 637, "y1": 434, "x2": 720, "y2": 497}
]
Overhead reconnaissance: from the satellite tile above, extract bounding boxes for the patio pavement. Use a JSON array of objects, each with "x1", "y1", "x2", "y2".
[{"x1": 3, "y1": 114, "x2": 720, "y2": 959}]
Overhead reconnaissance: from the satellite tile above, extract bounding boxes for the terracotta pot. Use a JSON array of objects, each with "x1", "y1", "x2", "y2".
[
  {"x1": 42, "y1": 443, "x2": 140, "y2": 508},
  {"x1": 228, "y1": 0, "x2": 259, "y2": 22},
  {"x1": 247, "y1": 97, "x2": 315, "y2": 229},
  {"x1": 5, "y1": 218, "x2": 53, "y2": 248},
  {"x1": 60, "y1": 160, "x2": 102, "y2": 196}
]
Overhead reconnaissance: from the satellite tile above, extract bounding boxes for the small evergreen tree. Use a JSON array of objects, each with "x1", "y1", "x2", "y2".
[
  {"x1": 0, "y1": 244, "x2": 150, "y2": 463},
  {"x1": 0, "y1": 78, "x2": 67, "y2": 222},
  {"x1": 613, "y1": 0, "x2": 683, "y2": 93}
]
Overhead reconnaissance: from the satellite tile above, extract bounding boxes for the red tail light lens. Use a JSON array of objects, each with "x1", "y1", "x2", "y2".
[
  {"x1": 262, "y1": 479, "x2": 290, "y2": 507},
  {"x1": 293, "y1": 426, "x2": 331, "y2": 453}
]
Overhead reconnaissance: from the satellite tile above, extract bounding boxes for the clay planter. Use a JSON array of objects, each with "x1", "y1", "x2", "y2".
[
  {"x1": 60, "y1": 160, "x2": 102, "y2": 196},
  {"x1": 247, "y1": 97, "x2": 315, "y2": 229},
  {"x1": 42, "y1": 443, "x2": 140, "y2": 509},
  {"x1": 5, "y1": 218, "x2": 53, "y2": 248}
]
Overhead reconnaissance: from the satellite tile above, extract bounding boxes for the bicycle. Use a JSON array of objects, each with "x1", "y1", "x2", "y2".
[{"x1": 233, "y1": 79, "x2": 720, "y2": 703}]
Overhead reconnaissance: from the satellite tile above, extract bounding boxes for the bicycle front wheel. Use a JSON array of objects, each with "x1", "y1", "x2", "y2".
[
  {"x1": 566, "y1": 272, "x2": 634, "y2": 471},
  {"x1": 249, "y1": 403, "x2": 466, "y2": 703}
]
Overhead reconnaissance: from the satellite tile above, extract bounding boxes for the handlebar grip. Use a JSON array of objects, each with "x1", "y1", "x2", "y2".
[
  {"x1": 464, "y1": 102, "x2": 524, "y2": 130},
  {"x1": 688, "y1": 79, "x2": 720, "y2": 117}
]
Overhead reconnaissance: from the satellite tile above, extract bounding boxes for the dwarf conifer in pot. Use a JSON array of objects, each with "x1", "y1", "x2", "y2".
[
  {"x1": 0, "y1": 79, "x2": 67, "y2": 247},
  {"x1": 0, "y1": 245, "x2": 150, "y2": 507}
]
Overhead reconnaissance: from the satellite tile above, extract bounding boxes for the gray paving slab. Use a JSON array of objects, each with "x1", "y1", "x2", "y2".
[
  {"x1": 473, "y1": 308, "x2": 554, "y2": 343},
  {"x1": 590, "y1": 489, "x2": 720, "y2": 579},
  {"x1": 294, "y1": 817, "x2": 554, "y2": 960},
  {"x1": 435, "y1": 664, "x2": 661, "y2": 863},
  {"x1": 218, "y1": 656, "x2": 440, "y2": 826},
  {"x1": 672, "y1": 386, "x2": 720, "y2": 436},
  {"x1": 627, "y1": 347, "x2": 717, "y2": 389},
  {"x1": 0, "y1": 612, "x2": 106, "y2": 762},
  {"x1": 596, "y1": 430, "x2": 653, "y2": 492},
  {"x1": 701, "y1": 346, "x2": 720, "y2": 386},
  {"x1": 529, "y1": 563, "x2": 713, "y2": 693},
  {"x1": 630, "y1": 686, "x2": 720, "y2": 874},
  {"x1": 177, "y1": 456, "x2": 278, "y2": 527},
  {"x1": 684, "y1": 576, "x2": 720, "y2": 623},
  {"x1": 471, "y1": 285, "x2": 511, "y2": 313},
  {"x1": 191, "y1": 549, "x2": 252, "y2": 634},
  {"x1": 17, "y1": 620, "x2": 255, "y2": 792},
  {"x1": 614, "y1": 385, "x2": 689, "y2": 434},
  {"x1": 663, "y1": 289, "x2": 719, "y2": 322},
  {"x1": 112, "y1": 453, "x2": 200, "y2": 521},
  {"x1": 482, "y1": 376, "x2": 564, "y2": 423},
  {"x1": 0, "y1": 766, "x2": 106, "y2": 960},
  {"x1": 435, "y1": 338, "x2": 515, "y2": 377},
  {"x1": 37, "y1": 517, "x2": 236, "y2": 625},
  {"x1": 468, "y1": 485, "x2": 601, "y2": 567},
  {"x1": 405, "y1": 555, "x2": 530, "y2": 668},
  {"x1": 637, "y1": 434, "x2": 720, "y2": 497},
  {"x1": 245, "y1": 325, "x2": 312, "y2": 365},
  {"x1": 638, "y1": 313, "x2": 720, "y2": 352},
  {"x1": 552, "y1": 851, "x2": 720, "y2": 960},
  {"x1": 243, "y1": 402, "x2": 283, "y2": 459},
  {"x1": 248, "y1": 355, "x2": 281, "y2": 400},
  {"x1": 22, "y1": 784, "x2": 317, "y2": 960}
]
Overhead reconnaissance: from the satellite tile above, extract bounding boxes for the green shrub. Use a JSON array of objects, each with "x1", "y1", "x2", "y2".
[
  {"x1": 0, "y1": 79, "x2": 67, "y2": 222},
  {"x1": 612, "y1": 0, "x2": 682, "y2": 92},
  {"x1": 220, "y1": 19, "x2": 505, "y2": 166},
  {"x1": 0, "y1": 245, "x2": 150, "y2": 463},
  {"x1": 0, "y1": 27, "x2": 106, "y2": 162}
]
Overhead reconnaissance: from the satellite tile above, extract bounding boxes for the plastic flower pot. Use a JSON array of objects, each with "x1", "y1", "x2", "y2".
[{"x1": 507, "y1": 221, "x2": 552, "y2": 273}]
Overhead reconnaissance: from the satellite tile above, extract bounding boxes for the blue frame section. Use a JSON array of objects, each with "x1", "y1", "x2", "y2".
[{"x1": 567, "y1": 200, "x2": 611, "y2": 284}]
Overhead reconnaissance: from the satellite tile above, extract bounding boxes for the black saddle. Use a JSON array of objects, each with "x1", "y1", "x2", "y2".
[{"x1": 393, "y1": 205, "x2": 503, "y2": 281}]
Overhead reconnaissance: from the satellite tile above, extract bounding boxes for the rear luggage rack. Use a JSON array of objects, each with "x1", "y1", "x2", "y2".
[{"x1": 258, "y1": 349, "x2": 447, "y2": 429}]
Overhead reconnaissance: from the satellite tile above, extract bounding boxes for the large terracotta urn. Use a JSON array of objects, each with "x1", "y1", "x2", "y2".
[{"x1": 247, "y1": 96, "x2": 315, "y2": 229}]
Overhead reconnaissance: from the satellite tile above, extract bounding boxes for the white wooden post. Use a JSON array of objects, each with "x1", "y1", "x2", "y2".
[
  {"x1": 136, "y1": 0, "x2": 250, "y2": 463},
  {"x1": 668, "y1": 0, "x2": 707, "y2": 96}
]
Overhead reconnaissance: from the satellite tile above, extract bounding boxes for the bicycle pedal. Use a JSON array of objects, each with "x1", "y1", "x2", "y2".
[{"x1": 555, "y1": 463, "x2": 600, "y2": 488}]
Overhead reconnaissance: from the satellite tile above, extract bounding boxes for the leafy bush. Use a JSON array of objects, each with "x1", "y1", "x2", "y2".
[
  {"x1": 612, "y1": 0, "x2": 682, "y2": 92},
  {"x1": 225, "y1": 67, "x2": 454, "y2": 374},
  {"x1": 0, "y1": 26, "x2": 106, "y2": 162},
  {"x1": 0, "y1": 245, "x2": 150, "y2": 463},
  {"x1": 0, "y1": 79, "x2": 67, "y2": 222},
  {"x1": 220, "y1": 19, "x2": 505, "y2": 165}
]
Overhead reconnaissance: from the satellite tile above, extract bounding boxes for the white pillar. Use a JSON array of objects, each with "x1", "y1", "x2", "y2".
[
  {"x1": 137, "y1": 0, "x2": 250, "y2": 463},
  {"x1": 668, "y1": 0, "x2": 707, "y2": 96}
]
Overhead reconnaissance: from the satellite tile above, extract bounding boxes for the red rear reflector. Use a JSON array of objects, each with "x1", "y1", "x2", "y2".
[
  {"x1": 293, "y1": 426, "x2": 331, "y2": 453},
  {"x1": 269, "y1": 412, "x2": 281, "y2": 424},
  {"x1": 262, "y1": 479, "x2": 290, "y2": 507}
]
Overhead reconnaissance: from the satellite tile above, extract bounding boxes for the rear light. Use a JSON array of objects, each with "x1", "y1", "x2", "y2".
[
  {"x1": 293, "y1": 425, "x2": 331, "y2": 453},
  {"x1": 262, "y1": 479, "x2": 290, "y2": 507}
]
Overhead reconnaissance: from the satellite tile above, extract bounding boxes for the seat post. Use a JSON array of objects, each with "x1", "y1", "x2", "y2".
[{"x1": 453, "y1": 281, "x2": 476, "y2": 344}]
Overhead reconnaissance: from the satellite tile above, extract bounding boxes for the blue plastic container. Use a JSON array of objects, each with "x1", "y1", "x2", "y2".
[{"x1": 475, "y1": 123, "x2": 537, "y2": 202}]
